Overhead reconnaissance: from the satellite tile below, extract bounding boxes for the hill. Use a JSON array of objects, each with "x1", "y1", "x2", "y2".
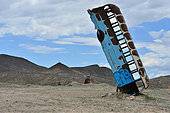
[
  {"x1": 0, "y1": 54, "x2": 114, "y2": 85},
  {"x1": 71, "y1": 64, "x2": 113, "y2": 77},
  {"x1": 0, "y1": 54, "x2": 47, "y2": 72}
]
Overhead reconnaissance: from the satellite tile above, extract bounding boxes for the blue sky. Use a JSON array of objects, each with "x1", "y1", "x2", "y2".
[{"x1": 0, "y1": 0, "x2": 170, "y2": 78}]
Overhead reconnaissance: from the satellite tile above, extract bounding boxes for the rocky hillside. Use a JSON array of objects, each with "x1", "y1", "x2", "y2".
[
  {"x1": 71, "y1": 64, "x2": 113, "y2": 77},
  {"x1": 0, "y1": 54, "x2": 114, "y2": 85},
  {"x1": 0, "y1": 54, "x2": 47, "y2": 72}
]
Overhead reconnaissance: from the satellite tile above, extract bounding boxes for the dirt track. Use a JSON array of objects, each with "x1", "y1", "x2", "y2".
[{"x1": 0, "y1": 83, "x2": 169, "y2": 113}]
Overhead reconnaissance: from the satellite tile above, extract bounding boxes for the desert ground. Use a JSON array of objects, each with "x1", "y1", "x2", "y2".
[{"x1": 0, "y1": 83, "x2": 169, "y2": 113}]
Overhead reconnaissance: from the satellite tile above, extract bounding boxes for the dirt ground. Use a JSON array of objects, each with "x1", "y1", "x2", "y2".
[{"x1": 0, "y1": 82, "x2": 169, "y2": 113}]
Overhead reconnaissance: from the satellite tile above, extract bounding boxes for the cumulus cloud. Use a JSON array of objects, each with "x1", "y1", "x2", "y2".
[
  {"x1": 118, "y1": 0, "x2": 170, "y2": 26},
  {"x1": 19, "y1": 44, "x2": 64, "y2": 54},
  {"x1": 0, "y1": 0, "x2": 111, "y2": 39},
  {"x1": 137, "y1": 30, "x2": 170, "y2": 77},
  {"x1": 54, "y1": 36, "x2": 100, "y2": 46},
  {"x1": 0, "y1": 0, "x2": 170, "y2": 39}
]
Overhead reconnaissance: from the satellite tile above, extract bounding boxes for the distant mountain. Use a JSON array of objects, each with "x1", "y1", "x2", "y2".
[
  {"x1": 50, "y1": 62, "x2": 69, "y2": 70},
  {"x1": 49, "y1": 62, "x2": 80, "y2": 75},
  {"x1": 0, "y1": 54, "x2": 114, "y2": 85},
  {"x1": 71, "y1": 64, "x2": 113, "y2": 77},
  {"x1": 0, "y1": 54, "x2": 169, "y2": 89},
  {"x1": 0, "y1": 54, "x2": 47, "y2": 72},
  {"x1": 48, "y1": 63, "x2": 114, "y2": 85}
]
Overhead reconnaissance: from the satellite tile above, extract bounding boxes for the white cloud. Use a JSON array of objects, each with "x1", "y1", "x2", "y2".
[
  {"x1": 142, "y1": 52, "x2": 166, "y2": 68},
  {"x1": 0, "y1": 0, "x2": 112, "y2": 39},
  {"x1": 54, "y1": 36, "x2": 100, "y2": 46},
  {"x1": 137, "y1": 30, "x2": 170, "y2": 78},
  {"x1": 0, "y1": 0, "x2": 170, "y2": 39},
  {"x1": 80, "y1": 52, "x2": 99, "y2": 55},
  {"x1": 99, "y1": 63, "x2": 111, "y2": 68},
  {"x1": 54, "y1": 40, "x2": 74, "y2": 45},
  {"x1": 19, "y1": 44, "x2": 64, "y2": 54},
  {"x1": 149, "y1": 29, "x2": 164, "y2": 39},
  {"x1": 117, "y1": 0, "x2": 170, "y2": 26}
]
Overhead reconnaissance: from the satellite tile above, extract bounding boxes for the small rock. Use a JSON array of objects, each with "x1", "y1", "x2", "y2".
[
  {"x1": 102, "y1": 92, "x2": 114, "y2": 98},
  {"x1": 126, "y1": 95, "x2": 135, "y2": 100}
]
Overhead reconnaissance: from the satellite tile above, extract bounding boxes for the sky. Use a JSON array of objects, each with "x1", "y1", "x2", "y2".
[{"x1": 0, "y1": 0, "x2": 170, "y2": 78}]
